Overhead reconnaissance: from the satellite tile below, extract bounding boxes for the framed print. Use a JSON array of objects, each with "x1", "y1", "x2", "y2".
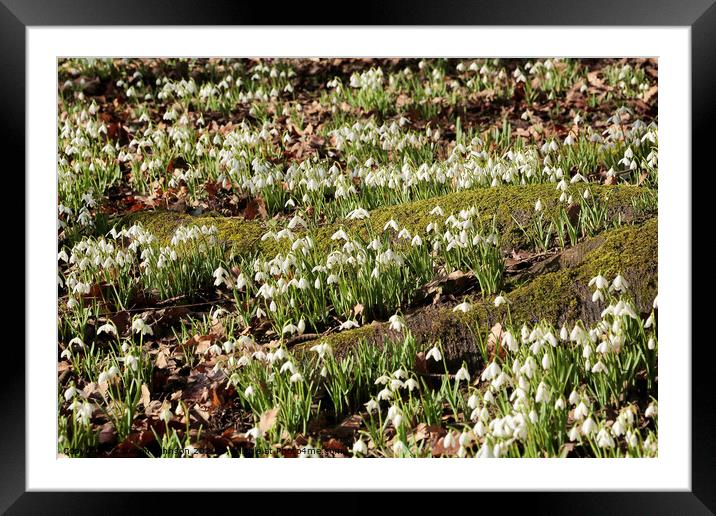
[{"x1": 5, "y1": 0, "x2": 713, "y2": 512}]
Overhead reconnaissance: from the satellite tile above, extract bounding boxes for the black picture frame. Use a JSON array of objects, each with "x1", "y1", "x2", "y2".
[{"x1": 4, "y1": 1, "x2": 712, "y2": 513}]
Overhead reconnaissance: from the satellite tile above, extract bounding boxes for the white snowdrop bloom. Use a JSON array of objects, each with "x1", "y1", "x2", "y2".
[
  {"x1": 374, "y1": 374, "x2": 391, "y2": 386},
  {"x1": 244, "y1": 385, "x2": 255, "y2": 399},
  {"x1": 564, "y1": 134, "x2": 574, "y2": 145},
  {"x1": 352, "y1": 439, "x2": 368, "y2": 455},
  {"x1": 131, "y1": 317, "x2": 153, "y2": 336},
  {"x1": 596, "y1": 427, "x2": 615, "y2": 448},
  {"x1": 331, "y1": 228, "x2": 349, "y2": 241},
  {"x1": 347, "y1": 207, "x2": 370, "y2": 220},
  {"x1": 290, "y1": 372, "x2": 303, "y2": 383},
  {"x1": 411, "y1": 235, "x2": 423, "y2": 247},
  {"x1": 591, "y1": 361, "x2": 608, "y2": 374},
  {"x1": 159, "y1": 404, "x2": 173, "y2": 423},
  {"x1": 610, "y1": 274, "x2": 629, "y2": 293},
  {"x1": 75, "y1": 401, "x2": 94, "y2": 425},
  {"x1": 554, "y1": 397, "x2": 566, "y2": 410},
  {"x1": 397, "y1": 228, "x2": 411, "y2": 240},
  {"x1": 453, "y1": 301, "x2": 472, "y2": 313},
  {"x1": 627, "y1": 430, "x2": 639, "y2": 448},
  {"x1": 426, "y1": 345, "x2": 442, "y2": 362},
  {"x1": 212, "y1": 266, "x2": 230, "y2": 287},
  {"x1": 481, "y1": 361, "x2": 502, "y2": 382},
  {"x1": 280, "y1": 361, "x2": 296, "y2": 375},
  {"x1": 365, "y1": 399, "x2": 379, "y2": 414},
  {"x1": 535, "y1": 381, "x2": 550, "y2": 403},
  {"x1": 430, "y1": 206, "x2": 444, "y2": 216},
  {"x1": 653, "y1": 295, "x2": 658, "y2": 310},
  {"x1": 568, "y1": 426, "x2": 581, "y2": 442},
  {"x1": 383, "y1": 219, "x2": 399, "y2": 232},
  {"x1": 534, "y1": 199, "x2": 543, "y2": 212},
  {"x1": 648, "y1": 337, "x2": 656, "y2": 350},
  {"x1": 467, "y1": 393, "x2": 480, "y2": 410},
  {"x1": 581, "y1": 417, "x2": 597, "y2": 436},
  {"x1": 388, "y1": 314, "x2": 405, "y2": 332},
  {"x1": 124, "y1": 354, "x2": 139, "y2": 371},
  {"x1": 282, "y1": 323, "x2": 298, "y2": 336},
  {"x1": 443, "y1": 431, "x2": 456, "y2": 449},
  {"x1": 589, "y1": 274, "x2": 609, "y2": 290},
  {"x1": 476, "y1": 442, "x2": 495, "y2": 458},
  {"x1": 494, "y1": 295, "x2": 507, "y2": 307},
  {"x1": 390, "y1": 379, "x2": 404, "y2": 391},
  {"x1": 68, "y1": 336, "x2": 84, "y2": 348},
  {"x1": 245, "y1": 427, "x2": 261, "y2": 441},
  {"x1": 377, "y1": 387, "x2": 393, "y2": 401},
  {"x1": 645, "y1": 402, "x2": 657, "y2": 418},
  {"x1": 574, "y1": 401, "x2": 590, "y2": 420},
  {"x1": 541, "y1": 352, "x2": 551, "y2": 370},
  {"x1": 64, "y1": 385, "x2": 78, "y2": 402},
  {"x1": 339, "y1": 319, "x2": 360, "y2": 330},
  {"x1": 455, "y1": 367, "x2": 471, "y2": 383},
  {"x1": 503, "y1": 331, "x2": 518, "y2": 352},
  {"x1": 570, "y1": 173, "x2": 587, "y2": 183},
  {"x1": 97, "y1": 322, "x2": 117, "y2": 336},
  {"x1": 404, "y1": 378, "x2": 419, "y2": 392}
]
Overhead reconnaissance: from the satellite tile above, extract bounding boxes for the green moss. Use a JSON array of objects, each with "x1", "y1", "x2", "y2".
[
  {"x1": 297, "y1": 218, "x2": 657, "y2": 364},
  {"x1": 122, "y1": 184, "x2": 654, "y2": 259}
]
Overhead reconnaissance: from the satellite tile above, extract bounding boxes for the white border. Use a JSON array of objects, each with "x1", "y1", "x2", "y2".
[{"x1": 27, "y1": 27, "x2": 691, "y2": 491}]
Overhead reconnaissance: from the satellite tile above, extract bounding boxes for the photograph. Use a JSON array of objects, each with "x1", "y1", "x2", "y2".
[{"x1": 56, "y1": 57, "x2": 659, "y2": 459}]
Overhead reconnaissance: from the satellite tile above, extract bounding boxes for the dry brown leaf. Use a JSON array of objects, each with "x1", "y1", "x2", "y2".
[
  {"x1": 140, "y1": 383, "x2": 151, "y2": 408},
  {"x1": 259, "y1": 406, "x2": 280, "y2": 433}
]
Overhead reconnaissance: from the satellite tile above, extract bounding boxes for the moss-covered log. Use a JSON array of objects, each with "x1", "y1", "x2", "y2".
[
  {"x1": 121, "y1": 183, "x2": 656, "y2": 259},
  {"x1": 295, "y1": 218, "x2": 658, "y2": 369}
]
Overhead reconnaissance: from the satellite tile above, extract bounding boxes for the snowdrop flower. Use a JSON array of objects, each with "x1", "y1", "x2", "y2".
[
  {"x1": 476, "y1": 442, "x2": 495, "y2": 458},
  {"x1": 574, "y1": 401, "x2": 589, "y2": 420},
  {"x1": 339, "y1": 319, "x2": 360, "y2": 330},
  {"x1": 534, "y1": 199, "x2": 543, "y2": 212},
  {"x1": 426, "y1": 345, "x2": 442, "y2": 362},
  {"x1": 430, "y1": 206, "x2": 444, "y2": 216},
  {"x1": 404, "y1": 378, "x2": 418, "y2": 392},
  {"x1": 365, "y1": 399, "x2": 379, "y2": 414},
  {"x1": 535, "y1": 381, "x2": 550, "y2": 403},
  {"x1": 352, "y1": 439, "x2": 368, "y2": 456},
  {"x1": 76, "y1": 401, "x2": 94, "y2": 425},
  {"x1": 645, "y1": 402, "x2": 657, "y2": 418},
  {"x1": 648, "y1": 337, "x2": 656, "y2": 350},
  {"x1": 554, "y1": 397, "x2": 566, "y2": 410},
  {"x1": 503, "y1": 331, "x2": 518, "y2": 352},
  {"x1": 280, "y1": 361, "x2": 297, "y2": 375},
  {"x1": 453, "y1": 301, "x2": 472, "y2": 313},
  {"x1": 290, "y1": 372, "x2": 303, "y2": 383},
  {"x1": 568, "y1": 425, "x2": 581, "y2": 442},
  {"x1": 213, "y1": 266, "x2": 230, "y2": 287},
  {"x1": 347, "y1": 207, "x2": 370, "y2": 220},
  {"x1": 541, "y1": 352, "x2": 551, "y2": 370},
  {"x1": 443, "y1": 431, "x2": 456, "y2": 449},
  {"x1": 388, "y1": 314, "x2": 406, "y2": 332},
  {"x1": 374, "y1": 374, "x2": 391, "y2": 385},
  {"x1": 455, "y1": 366, "x2": 471, "y2": 383},
  {"x1": 244, "y1": 385, "x2": 255, "y2": 399},
  {"x1": 589, "y1": 274, "x2": 609, "y2": 290},
  {"x1": 64, "y1": 385, "x2": 78, "y2": 402},
  {"x1": 377, "y1": 387, "x2": 393, "y2": 401},
  {"x1": 581, "y1": 417, "x2": 597, "y2": 436},
  {"x1": 481, "y1": 361, "x2": 501, "y2": 381},
  {"x1": 610, "y1": 274, "x2": 629, "y2": 293},
  {"x1": 331, "y1": 228, "x2": 349, "y2": 241},
  {"x1": 494, "y1": 295, "x2": 507, "y2": 307},
  {"x1": 245, "y1": 427, "x2": 261, "y2": 441},
  {"x1": 131, "y1": 317, "x2": 153, "y2": 336},
  {"x1": 591, "y1": 361, "x2": 608, "y2": 374},
  {"x1": 310, "y1": 342, "x2": 332, "y2": 359},
  {"x1": 411, "y1": 235, "x2": 423, "y2": 247},
  {"x1": 124, "y1": 354, "x2": 139, "y2": 371},
  {"x1": 653, "y1": 295, "x2": 658, "y2": 310},
  {"x1": 97, "y1": 321, "x2": 117, "y2": 336},
  {"x1": 596, "y1": 427, "x2": 615, "y2": 448},
  {"x1": 383, "y1": 219, "x2": 399, "y2": 232}
]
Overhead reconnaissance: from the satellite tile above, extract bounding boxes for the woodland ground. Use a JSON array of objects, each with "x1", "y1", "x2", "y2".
[{"x1": 57, "y1": 58, "x2": 658, "y2": 458}]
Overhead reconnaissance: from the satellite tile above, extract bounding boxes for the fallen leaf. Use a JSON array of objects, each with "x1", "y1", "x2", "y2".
[{"x1": 259, "y1": 407, "x2": 279, "y2": 433}]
